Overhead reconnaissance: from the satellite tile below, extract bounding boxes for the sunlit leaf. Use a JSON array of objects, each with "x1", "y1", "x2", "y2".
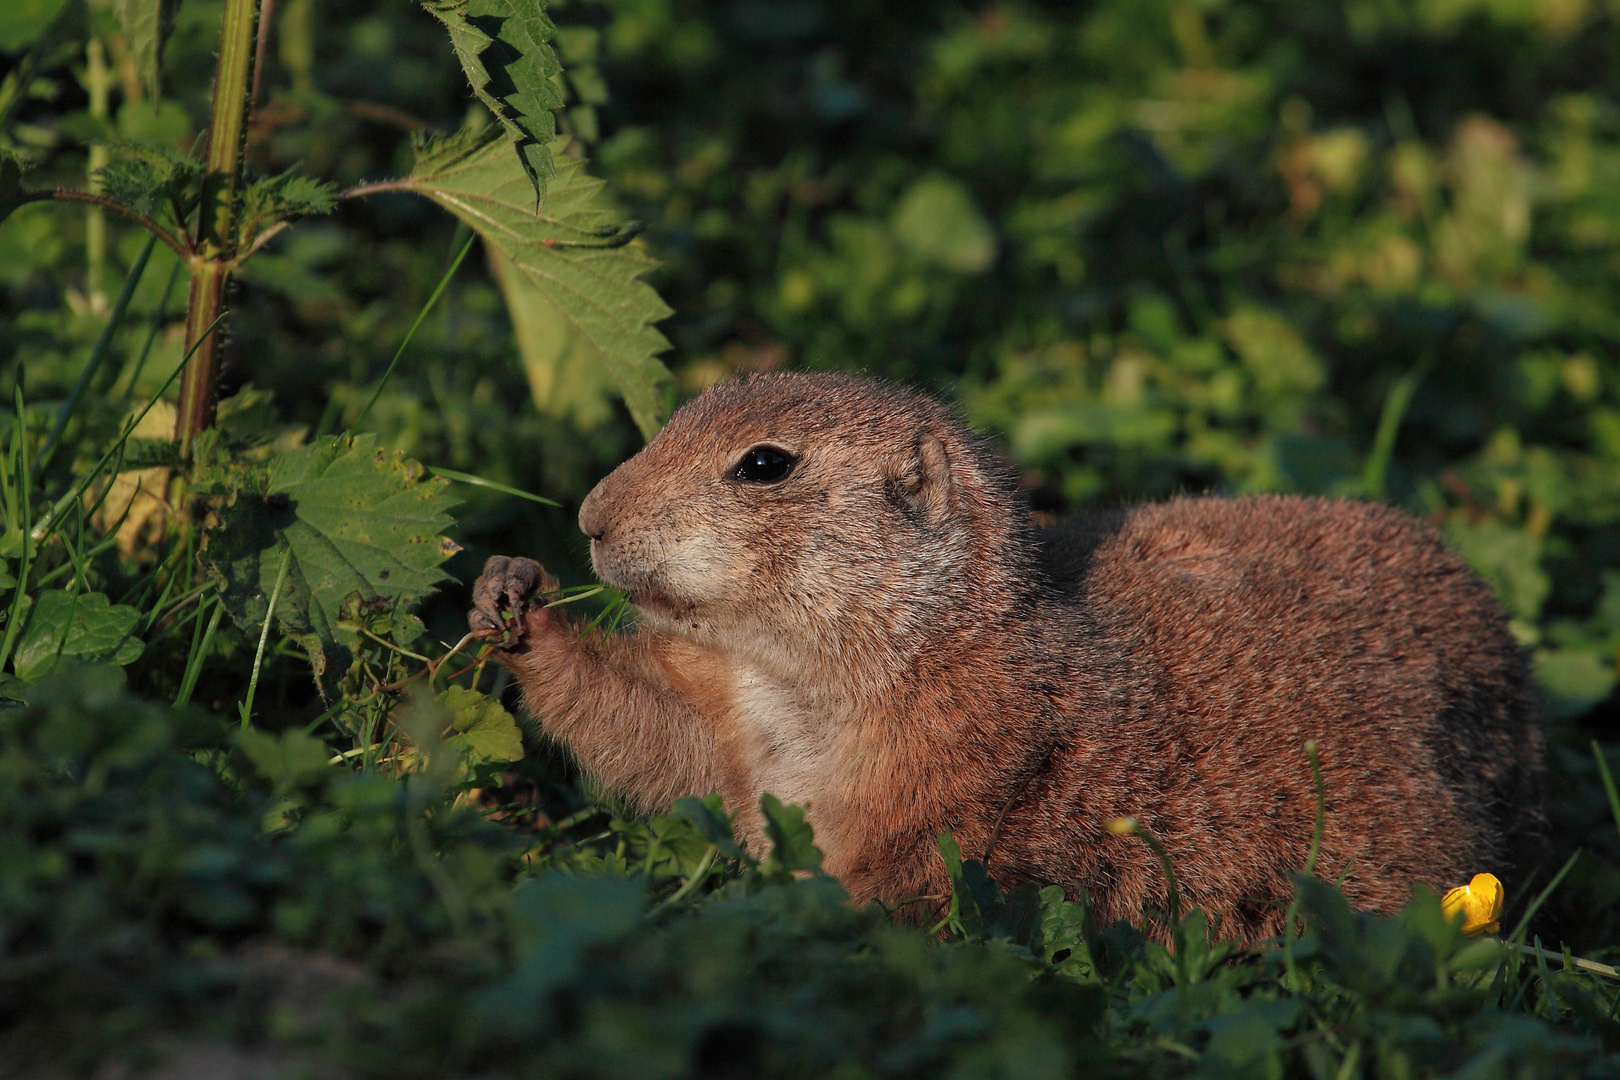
[
  {"x1": 438, "y1": 685, "x2": 524, "y2": 765},
  {"x1": 421, "y1": 0, "x2": 562, "y2": 205},
  {"x1": 396, "y1": 128, "x2": 674, "y2": 439},
  {"x1": 202, "y1": 433, "x2": 460, "y2": 677},
  {"x1": 892, "y1": 175, "x2": 996, "y2": 273}
]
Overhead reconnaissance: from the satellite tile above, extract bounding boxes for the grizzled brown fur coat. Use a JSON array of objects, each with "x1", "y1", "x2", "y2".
[{"x1": 470, "y1": 372, "x2": 1546, "y2": 942}]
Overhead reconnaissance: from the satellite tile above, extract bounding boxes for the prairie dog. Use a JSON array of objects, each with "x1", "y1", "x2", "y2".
[{"x1": 470, "y1": 372, "x2": 1545, "y2": 940}]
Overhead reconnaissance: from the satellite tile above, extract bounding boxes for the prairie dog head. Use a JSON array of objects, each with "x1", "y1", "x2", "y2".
[{"x1": 578, "y1": 372, "x2": 1028, "y2": 671}]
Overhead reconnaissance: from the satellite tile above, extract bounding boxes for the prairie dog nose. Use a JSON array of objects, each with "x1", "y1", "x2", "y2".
[{"x1": 578, "y1": 483, "x2": 608, "y2": 541}]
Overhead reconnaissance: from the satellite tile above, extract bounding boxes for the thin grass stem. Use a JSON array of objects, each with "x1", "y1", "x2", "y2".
[
  {"x1": 239, "y1": 546, "x2": 292, "y2": 728},
  {"x1": 354, "y1": 233, "x2": 476, "y2": 428},
  {"x1": 35, "y1": 233, "x2": 158, "y2": 476}
]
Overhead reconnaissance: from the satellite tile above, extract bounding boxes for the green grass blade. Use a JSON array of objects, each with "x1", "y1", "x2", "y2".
[
  {"x1": 427, "y1": 465, "x2": 560, "y2": 506},
  {"x1": 1592, "y1": 740, "x2": 1620, "y2": 842},
  {"x1": 34, "y1": 232, "x2": 157, "y2": 476},
  {"x1": 1507, "y1": 850, "x2": 1580, "y2": 946},
  {"x1": 118, "y1": 256, "x2": 183, "y2": 397},
  {"x1": 353, "y1": 232, "x2": 476, "y2": 428},
  {"x1": 32, "y1": 309, "x2": 225, "y2": 544},
  {"x1": 239, "y1": 546, "x2": 292, "y2": 728},
  {"x1": 0, "y1": 385, "x2": 33, "y2": 674},
  {"x1": 175, "y1": 593, "x2": 225, "y2": 708}
]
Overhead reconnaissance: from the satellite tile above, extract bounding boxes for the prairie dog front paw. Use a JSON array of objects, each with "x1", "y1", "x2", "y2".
[{"x1": 468, "y1": 556, "x2": 561, "y2": 646}]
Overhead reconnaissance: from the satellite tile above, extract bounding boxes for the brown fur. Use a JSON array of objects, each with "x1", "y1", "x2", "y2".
[{"x1": 469, "y1": 372, "x2": 1546, "y2": 942}]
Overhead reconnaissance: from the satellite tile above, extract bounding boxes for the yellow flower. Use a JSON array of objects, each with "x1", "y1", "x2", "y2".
[{"x1": 1441, "y1": 873, "x2": 1505, "y2": 936}]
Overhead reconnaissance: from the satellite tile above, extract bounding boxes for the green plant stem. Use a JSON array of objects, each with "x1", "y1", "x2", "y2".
[
  {"x1": 239, "y1": 546, "x2": 292, "y2": 728},
  {"x1": 176, "y1": 0, "x2": 263, "y2": 456},
  {"x1": 34, "y1": 232, "x2": 158, "y2": 477},
  {"x1": 84, "y1": 36, "x2": 111, "y2": 311},
  {"x1": 1507, "y1": 850, "x2": 1580, "y2": 945},
  {"x1": 651, "y1": 845, "x2": 719, "y2": 915},
  {"x1": 353, "y1": 233, "x2": 477, "y2": 427}
]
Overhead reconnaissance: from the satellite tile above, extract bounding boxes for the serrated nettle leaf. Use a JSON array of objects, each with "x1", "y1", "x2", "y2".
[
  {"x1": 238, "y1": 166, "x2": 339, "y2": 244},
  {"x1": 119, "y1": 0, "x2": 180, "y2": 99},
  {"x1": 94, "y1": 144, "x2": 205, "y2": 230},
  {"x1": 401, "y1": 129, "x2": 674, "y2": 439},
  {"x1": 438, "y1": 685, "x2": 524, "y2": 766},
  {"x1": 421, "y1": 0, "x2": 561, "y2": 205},
  {"x1": 202, "y1": 434, "x2": 460, "y2": 678},
  {"x1": 13, "y1": 590, "x2": 144, "y2": 680}
]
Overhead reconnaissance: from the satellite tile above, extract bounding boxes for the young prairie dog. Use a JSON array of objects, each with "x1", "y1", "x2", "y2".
[{"x1": 470, "y1": 372, "x2": 1545, "y2": 940}]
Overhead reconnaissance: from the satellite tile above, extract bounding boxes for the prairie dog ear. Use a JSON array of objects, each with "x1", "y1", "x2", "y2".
[{"x1": 894, "y1": 429, "x2": 955, "y2": 525}]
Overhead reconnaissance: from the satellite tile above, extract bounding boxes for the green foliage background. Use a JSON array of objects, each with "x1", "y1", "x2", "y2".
[{"x1": 6, "y1": 0, "x2": 1620, "y2": 1075}]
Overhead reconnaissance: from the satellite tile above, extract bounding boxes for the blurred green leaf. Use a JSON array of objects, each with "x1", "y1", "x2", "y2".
[
  {"x1": 760, "y1": 793, "x2": 822, "y2": 876},
  {"x1": 0, "y1": 160, "x2": 23, "y2": 232},
  {"x1": 0, "y1": 0, "x2": 69, "y2": 52},
  {"x1": 119, "y1": 0, "x2": 180, "y2": 99},
  {"x1": 236, "y1": 727, "x2": 332, "y2": 792},
  {"x1": 398, "y1": 128, "x2": 674, "y2": 439},
  {"x1": 420, "y1": 0, "x2": 561, "y2": 205},
  {"x1": 892, "y1": 175, "x2": 996, "y2": 273},
  {"x1": 13, "y1": 591, "x2": 143, "y2": 681},
  {"x1": 1535, "y1": 647, "x2": 1618, "y2": 720}
]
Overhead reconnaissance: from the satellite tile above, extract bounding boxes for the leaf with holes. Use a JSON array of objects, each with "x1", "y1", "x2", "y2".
[
  {"x1": 202, "y1": 433, "x2": 461, "y2": 680},
  {"x1": 394, "y1": 128, "x2": 674, "y2": 439},
  {"x1": 13, "y1": 591, "x2": 144, "y2": 681}
]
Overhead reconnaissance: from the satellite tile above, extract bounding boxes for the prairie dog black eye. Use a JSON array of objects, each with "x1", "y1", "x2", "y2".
[{"x1": 731, "y1": 446, "x2": 795, "y2": 483}]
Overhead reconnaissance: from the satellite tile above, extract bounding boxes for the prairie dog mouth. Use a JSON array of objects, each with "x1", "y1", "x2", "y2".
[{"x1": 629, "y1": 588, "x2": 691, "y2": 616}]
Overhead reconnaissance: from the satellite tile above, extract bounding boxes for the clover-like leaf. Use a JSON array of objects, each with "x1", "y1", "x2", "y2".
[
  {"x1": 13, "y1": 590, "x2": 144, "y2": 681},
  {"x1": 760, "y1": 794, "x2": 823, "y2": 877},
  {"x1": 396, "y1": 128, "x2": 674, "y2": 439},
  {"x1": 421, "y1": 0, "x2": 561, "y2": 205},
  {"x1": 202, "y1": 433, "x2": 460, "y2": 679}
]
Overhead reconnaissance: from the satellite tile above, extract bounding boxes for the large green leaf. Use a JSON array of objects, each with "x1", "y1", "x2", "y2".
[
  {"x1": 400, "y1": 128, "x2": 674, "y2": 439},
  {"x1": 119, "y1": 0, "x2": 181, "y2": 98},
  {"x1": 421, "y1": 0, "x2": 561, "y2": 206},
  {"x1": 13, "y1": 591, "x2": 144, "y2": 681},
  {"x1": 202, "y1": 434, "x2": 460, "y2": 678}
]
